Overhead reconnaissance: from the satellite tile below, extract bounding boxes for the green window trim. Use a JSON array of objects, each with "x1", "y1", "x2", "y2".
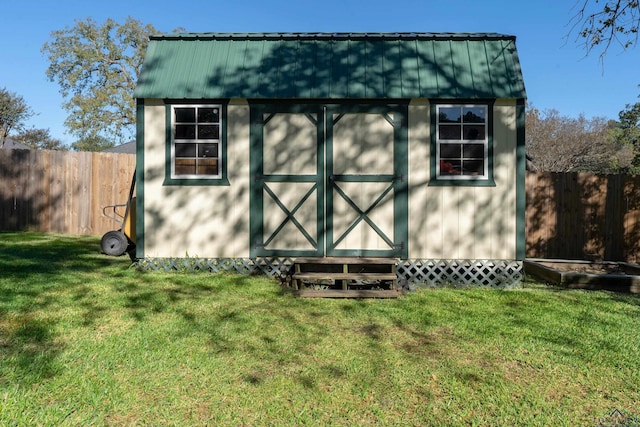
[
  {"x1": 163, "y1": 100, "x2": 230, "y2": 186},
  {"x1": 429, "y1": 100, "x2": 496, "y2": 187}
]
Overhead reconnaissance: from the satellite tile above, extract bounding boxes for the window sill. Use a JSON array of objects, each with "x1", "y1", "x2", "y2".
[
  {"x1": 163, "y1": 177, "x2": 230, "y2": 186},
  {"x1": 428, "y1": 178, "x2": 496, "y2": 187}
]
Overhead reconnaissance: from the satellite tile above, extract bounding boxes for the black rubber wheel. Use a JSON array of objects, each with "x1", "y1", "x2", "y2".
[{"x1": 101, "y1": 230, "x2": 129, "y2": 256}]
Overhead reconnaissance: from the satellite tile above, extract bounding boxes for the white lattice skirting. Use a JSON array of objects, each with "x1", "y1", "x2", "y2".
[
  {"x1": 136, "y1": 257, "x2": 524, "y2": 289},
  {"x1": 396, "y1": 259, "x2": 523, "y2": 288}
]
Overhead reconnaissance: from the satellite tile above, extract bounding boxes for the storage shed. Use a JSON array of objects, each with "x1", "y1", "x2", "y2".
[{"x1": 133, "y1": 32, "x2": 527, "y2": 287}]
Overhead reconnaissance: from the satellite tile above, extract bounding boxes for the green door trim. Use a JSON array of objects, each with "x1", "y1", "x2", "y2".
[
  {"x1": 325, "y1": 103, "x2": 408, "y2": 257},
  {"x1": 250, "y1": 101, "x2": 409, "y2": 259},
  {"x1": 250, "y1": 103, "x2": 325, "y2": 258}
]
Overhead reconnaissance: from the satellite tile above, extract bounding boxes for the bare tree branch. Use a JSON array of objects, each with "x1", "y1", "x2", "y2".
[{"x1": 569, "y1": 0, "x2": 640, "y2": 61}]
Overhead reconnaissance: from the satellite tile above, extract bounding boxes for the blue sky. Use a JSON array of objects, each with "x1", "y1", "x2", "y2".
[{"x1": 2, "y1": 0, "x2": 639, "y2": 146}]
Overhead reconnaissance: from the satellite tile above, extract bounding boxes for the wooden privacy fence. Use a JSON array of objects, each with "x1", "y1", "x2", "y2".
[
  {"x1": 2, "y1": 151, "x2": 640, "y2": 263},
  {"x1": 0, "y1": 149, "x2": 135, "y2": 236},
  {"x1": 526, "y1": 172, "x2": 640, "y2": 263}
]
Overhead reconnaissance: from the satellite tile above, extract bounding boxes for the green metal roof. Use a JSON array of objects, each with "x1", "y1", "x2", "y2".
[{"x1": 134, "y1": 32, "x2": 526, "y2": 100}]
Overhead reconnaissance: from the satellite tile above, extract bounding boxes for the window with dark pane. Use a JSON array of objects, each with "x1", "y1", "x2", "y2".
[
  {"x1": 462, "y1": 159, "x2": 484, "y2": 176},
  {"x1": 172, "y1": 104, "x2": 222, "y2": 178},
  {"x1": 175, "y1": 108, "x2": 196, "y2": 122},
  {"x1": 198, "y1": 107, "x2": 219, "y2": 123},
  {"x1": 436, "y1": 105, "x2": 488, "y2": 180},
  {"x1": 440, "y1": 143, "x2": 461, "y2": 158},
  {"x1": 198, "y1": 124, "x2": 219, "y2": 139},
  {"x1": 198, "y1": 143, "x2": 218, "y2": 158},
  {"x1": 463, "y1": 125, "x2": 484, "y2": 140},
  {"x1": 463, "y1": 143, "x2": 484, "y2": 159},
  {"x1": 439, "y1": 125, "x2": 461, "y2": 140},
  {"x1": 175, "y1": 143, "x2": 196, "y2": 158},
  {"x1": 175, "y1": 125, "x2": 196, "y2": 139}
]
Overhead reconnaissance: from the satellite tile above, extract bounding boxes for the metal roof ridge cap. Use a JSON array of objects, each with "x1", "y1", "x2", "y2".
[{"x1": 150, "y1": 32, "x2": 517, "y2": 41}]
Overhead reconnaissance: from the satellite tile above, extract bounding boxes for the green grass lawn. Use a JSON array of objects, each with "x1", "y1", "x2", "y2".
[{"x1": 1, "y1": 232, "x2": 639, "y2": 426}]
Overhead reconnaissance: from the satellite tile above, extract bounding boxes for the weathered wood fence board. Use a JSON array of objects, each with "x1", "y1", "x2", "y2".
[
  {"x1": 526, "y1": 172, "x2": 640, "y2": 263},
  {"x1": 0, "y1": 149, "x2": 135, "y2": 236}
]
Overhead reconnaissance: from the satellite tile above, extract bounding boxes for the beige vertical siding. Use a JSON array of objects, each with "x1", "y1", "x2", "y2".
[
  {"x1": 408, "y1": 99, "x2": 518, "y2": 260},
  {"x1": 142, "y1": 99, "x2": 252, "y2": 258},
  {"x1": 492, "y1": 99, "x2": 518, "y2": 259},
  {"x1": 332, "y1": 113, "x2": 394, "y2": 175},
  {"x1": 263, "y1": 113, "x2": 317, "y2": 175}
]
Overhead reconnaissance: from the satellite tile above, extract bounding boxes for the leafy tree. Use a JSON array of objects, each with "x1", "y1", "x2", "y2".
[
  {"x1": 610, "y1": 101, "x2": 640, "y2": 171},
  {"x1": 0, "y1": 88, "x2": 35, "y2": 147},
  {"x1": 570, "y1": 0, "x2": 640, "y2": 59},
  {"x1": 72, "y1": 135, "x2": 113, "y2": 152},
  {"x1": 569, "y1": 2, "x2": 640, "y2": 173},
  {"x1": 618, "y1": 101, "x2": 640, "y2": 139},
  {"x1": 526, "y1": 106, "x2": 631, "y2": 173},
  {"x1": 42, "y1": 17, "x2": 159, "y2": 151},
  {"x1": 15, "y1": 128, "x2": 66, "y2": 150}
]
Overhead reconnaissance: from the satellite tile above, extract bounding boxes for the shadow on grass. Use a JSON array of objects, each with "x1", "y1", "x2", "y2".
[
  {"x1": 0, "y1": 232, "x2": 120, "y2": 274},
  {"x1": 0, "y1": 232, "x2": 272, "y2": 386},
  {"x1": 3, "y1": 232, "x2": 639, "y2": 400},
  {"x1": 1, "y1": 315, "x2": 64, "y2": 385},
  {"x1": 0, "y1": 232, "x2": 135, "y2": 385}
]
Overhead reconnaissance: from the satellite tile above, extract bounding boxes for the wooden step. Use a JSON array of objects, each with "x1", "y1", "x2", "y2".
[
  {"x1": 294, "y1": 289, "x2": 401, "y2": 299},
  {"x1": 292, "y1": 272, "x2": 397, "y2": 281},
  {"x1": 294, "y1": 257, "x2": 397, "y2": 265},
  {"x1": 290, "y1": 257, "x2": 398, "y2": 296}
]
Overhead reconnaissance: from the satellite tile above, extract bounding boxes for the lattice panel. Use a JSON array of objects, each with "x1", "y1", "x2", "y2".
[
  {"x1": 397, "y1": 259, "x2": 523, "y2": 288},
  {"x1": 136, "y1": 257, "x2": 523, "y2": 288},
  {"x1": 136, "y1": 257, "x2": 294, "y2": 277}
]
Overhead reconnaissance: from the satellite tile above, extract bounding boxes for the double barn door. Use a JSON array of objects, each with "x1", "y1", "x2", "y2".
[{"x1": 250, "y1": 103, "x2": 408, "y2": 258}]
